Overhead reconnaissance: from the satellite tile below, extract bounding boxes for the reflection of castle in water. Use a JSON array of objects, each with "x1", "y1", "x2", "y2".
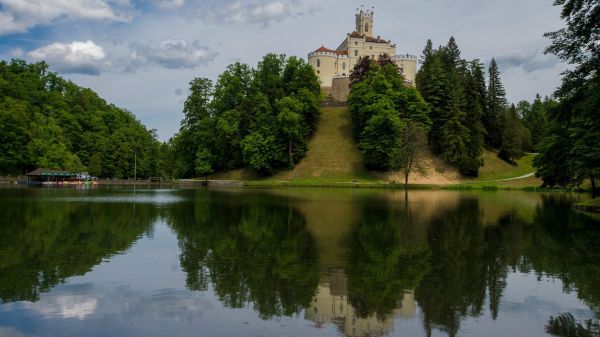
[{"x1": 305, "y1": 270, "x2": 415, "y2": 337}]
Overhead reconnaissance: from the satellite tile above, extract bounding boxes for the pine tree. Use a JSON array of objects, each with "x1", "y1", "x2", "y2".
[
  {"x1": 416, "y1": 39, "x2": 434, "y2": 96},
  {"x1": 499, "y1": 105, "x2": 527, "y2": 164},
  {"x1": 443, "y1": 36, "x2": 461, "y2": 70},
  {"x1": 440, "y1": 93, "x2": 470, "y2": 166},
  {"x1": 485, "y1": 59, "x2": 507, "y2": 148},
  {"x1": 460, "y1": 61, "x2": 486, "y2": 176},
  {"x1": 424, "y1": 55, "x2": 451, "y2": 154}
]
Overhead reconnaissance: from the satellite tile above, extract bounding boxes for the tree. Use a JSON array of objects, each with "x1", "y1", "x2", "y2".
[
  {"x1": 523, "y1": 94, "x2": 548, "y2": 150},
  {"x1": 276, "y1": 97, "x2": 303, "y2": 168},
  {"x1": 424, "y1": 54, "x2": 451, "y2": 154},
  {"x1": 349, "y1": 56, "x2": 378, "y2": 85},
  {"x1": 499, "y1": 105, "x2": 528, "y2": 164},
  {"x1": 195, "y1": 148, "x2": 214, "y2": 180},
  {"x1": 485, "y1": 58, "x2": 507, "y2": 148},
  {"x1": 240, "y1": 132, "x2": 280, "y2": 173},
  {"x1": 460, "y1": 61, "x2": 486, "y2": 176},
  {"x1": 0, "y1": 59, "x2": 162, "y2": 177},
  {"x1": 534, "y1": 0, "x2": 600, "y2": 195},
  {"x1": 359, "y1": 99, "x2": 403, "y2": 170},
  {"x1": 391, "y1": 121, "x2": 427, "y2": 186},
  {"x1": 440, "y1": 98, "x2": 470, "y2": 166}
]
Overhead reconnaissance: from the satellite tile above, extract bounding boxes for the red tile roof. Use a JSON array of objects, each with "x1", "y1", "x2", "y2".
[{"x1": 313, "y1": 46, "x2": 348, "y2": 55}]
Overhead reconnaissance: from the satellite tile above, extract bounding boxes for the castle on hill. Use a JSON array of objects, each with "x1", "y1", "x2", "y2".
[{"x1": 307, "y1": 7, "x2": 417, "y2": 97}]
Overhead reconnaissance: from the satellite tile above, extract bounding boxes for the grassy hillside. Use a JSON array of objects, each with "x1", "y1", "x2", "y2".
[
  {"x1": 213, "y1": 106, "x2": 541, "y2": 188},
  {"x1": 271, "y1": 107, "x2": 376, "y2": 182}
]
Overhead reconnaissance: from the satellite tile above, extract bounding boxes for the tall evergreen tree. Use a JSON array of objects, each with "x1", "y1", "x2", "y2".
[
  {"x1": 523, "y1": 94, "x2": 548, "y2": 150},
  {"x1": 485, "y1": 58, "x2": 507, "y2": 148},
  {"x1": 460, "y1": 61, "x2": 486, "y2": 176},
  {"x1": 424, "y1": 54, "x2": 451, "y2": 154}
]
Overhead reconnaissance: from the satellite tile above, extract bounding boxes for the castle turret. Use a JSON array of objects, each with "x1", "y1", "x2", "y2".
[{"x1": 355, "y1": 7, "x2": 374, "y2": 38}]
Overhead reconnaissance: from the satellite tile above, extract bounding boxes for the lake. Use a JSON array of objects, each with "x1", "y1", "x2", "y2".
[{"x1": 0, "y1": 187, "x2": 598, "y2": 337}]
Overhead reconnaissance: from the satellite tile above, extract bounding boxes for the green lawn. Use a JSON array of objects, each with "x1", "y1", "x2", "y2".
[{"x1": 475, "y1": 151, "x2": 536, "y2": 181}]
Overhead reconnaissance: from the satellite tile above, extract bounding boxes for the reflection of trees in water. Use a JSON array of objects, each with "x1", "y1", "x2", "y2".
[
  {"x1": 522, "y1": 194, "x2": 600, "y2": 318},
  {"x1": 415, "y1": 197, "x2": 490, "y2": 337},
  {"x1": 346, "y1": 206, "x2": 430, "y2": 320},
  {"x1": 0, "y1": 191, "x2": 157, "y2": 303},
  {"x1": 168, "y1": 191, "x2": 319, "y2": 319},
  {"x1": 546, "y1": 313, "x2": 599, "y2": 337},
  {"x1": 413, "y1": 193, "x2": 600, "y2": 337}
]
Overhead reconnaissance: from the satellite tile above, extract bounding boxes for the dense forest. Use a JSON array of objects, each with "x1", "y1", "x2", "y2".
[
  {"x1": 171, "y1": 54, "x2": 321, "y2": 178},
  {"x1": 0, "y1": 60, "x2": 165, "y2": 178}
]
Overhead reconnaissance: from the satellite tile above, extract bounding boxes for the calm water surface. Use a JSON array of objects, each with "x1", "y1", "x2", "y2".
[{"x1": 0, "y1": 187, "x2": 598, "y2": 337}]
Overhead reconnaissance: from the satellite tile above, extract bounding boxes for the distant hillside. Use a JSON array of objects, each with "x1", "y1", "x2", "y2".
[{"x1": 0, "y1": 60, "x2": 163, "y2": 178}]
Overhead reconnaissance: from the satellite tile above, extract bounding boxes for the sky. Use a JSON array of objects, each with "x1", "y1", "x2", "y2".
[{"x1": 0, "y1": 0, "x2": 567, "y2": 141}]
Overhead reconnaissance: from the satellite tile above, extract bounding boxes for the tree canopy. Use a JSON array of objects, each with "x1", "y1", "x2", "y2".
[
  {"x1": 172, "y1": 54, "x2": 321, "y2": 178},
  {"x1": 534, "y1": 0, "x2": 600, "y2": 195},
  {"x1": 0, "y1": 59, "x2": 164, "y2": 178},
  {"x1": 348, "y1": 55, "x2": 431, "y2": 175}
]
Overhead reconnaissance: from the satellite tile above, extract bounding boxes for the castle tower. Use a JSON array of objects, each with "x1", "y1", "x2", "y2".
[{"x1": 355, "y1": 7, "x2": 374, "y2": 37}]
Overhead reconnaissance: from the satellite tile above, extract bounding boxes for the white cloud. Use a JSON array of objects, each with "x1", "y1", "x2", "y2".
[
  {"x1": 127, "y1": 39, "x2": 218, "y2": 71},
  {"x1": 24, "y1": 294, "x2": 98, "y2": 320},
  {"x1": 202, "y1": 0, "x2": 299, "y2": 26},
  {"x1": 0, "y1": 0, "x2": 130, "y2": 35},
  {"x1": 28, "y1": 40, "x2": 108, "y2": 75}
]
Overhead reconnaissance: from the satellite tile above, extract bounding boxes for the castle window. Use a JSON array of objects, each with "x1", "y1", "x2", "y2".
[
  {"x1": 365, "y1": 23, "x2": 369, "y2": 32},
  {"x1": 355, "y1": 41, "x2": 358, "y2": 46},
  {"x1": 354, "y1": 50, "x2": 358, "y2": 56},
  {"x1": 400, "y1": 68, "x2": 404, "y2": 74},
  {"x1": 370, "y1": 46, "x2": 373, "y2": 50},
  {"x1": 342, "y1": 62, "x2": 346, "y2": 70},
  {"x1": 316, "y1": 59, "x2": 320, "y2": 67}
]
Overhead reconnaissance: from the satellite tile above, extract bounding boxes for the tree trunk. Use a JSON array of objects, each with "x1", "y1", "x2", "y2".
[{"x1": 404, "y1": 152, "x2": 413, "y2": 187}]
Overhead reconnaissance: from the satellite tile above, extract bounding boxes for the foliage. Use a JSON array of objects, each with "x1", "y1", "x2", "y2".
[
  {"x1": 172, "y1": 54, "x2": 321, "y2": 177},
  {"x1": 534, "y1": 0, "x2": 600, "y2": 195},
  {"x1": 416, "y1": 37, "x2": 491, "y2": 176},
  {"x1": 485, "y1": 59, "x2": 507, "y2": 148},
  {"x1": 498, "y1": 105, "x2": 530, "y2": 164},
  {"x1": 348, "y1": 55, "x2": 431, "y2": 175},
  {"x1": 0, "y1": 59, "x2": 164, "y2": 178}
]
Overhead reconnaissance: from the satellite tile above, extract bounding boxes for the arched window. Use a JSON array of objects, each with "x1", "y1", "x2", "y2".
[
  {"x1": 316, "y1": 59, "x2": 320, "y2": 67},
  {"x1": 342, "y1": 62, "x2": 346, "y2": 70},
  {"x1": 365, "y1": 23, "x2": 369, "y2": 32}
]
